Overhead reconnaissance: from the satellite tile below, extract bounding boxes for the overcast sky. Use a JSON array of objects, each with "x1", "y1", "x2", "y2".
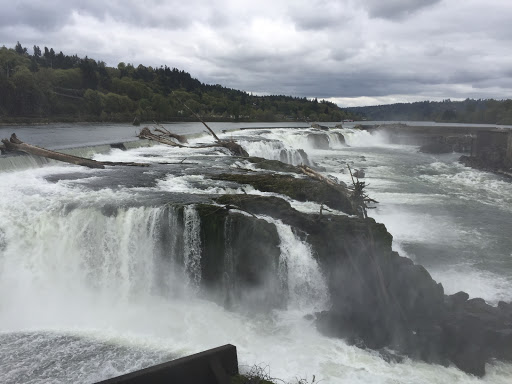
[{"x1": 1, "y1": 0, "x2": 511, "y2": 106}]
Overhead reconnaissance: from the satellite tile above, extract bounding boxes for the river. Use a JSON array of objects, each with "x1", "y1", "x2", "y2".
[{"x1": 0, "y1": 122, "x2": 511, "y2": 383}]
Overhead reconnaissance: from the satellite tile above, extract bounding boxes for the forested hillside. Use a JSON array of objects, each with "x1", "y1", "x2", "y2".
[
  {"x1": 349, "y1": 99, "x2": 512, "y2": 125},
  {"x1": 0, "y1": 43, "x2": 356, "y2": 124}
]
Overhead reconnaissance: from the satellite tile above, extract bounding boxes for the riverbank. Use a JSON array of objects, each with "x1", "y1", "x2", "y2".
[{"x1": 0, "y1": 116, "x2": 311, "y2": 126}]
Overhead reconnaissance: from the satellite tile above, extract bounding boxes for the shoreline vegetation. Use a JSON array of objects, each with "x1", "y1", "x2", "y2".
[
  {"x1": 3, "y1": 43, "x2": 512, "y2": 126},
  {"x1": 0, "y1": 43, "x2": 356, "y2": 125}
]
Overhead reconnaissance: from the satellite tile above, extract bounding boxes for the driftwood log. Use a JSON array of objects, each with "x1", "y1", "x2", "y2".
[
  {"x1": 170, "y1": 92, "x2": 248, "y2": 157},
  {"x1": 1, "y1": 134, "x2": 149, "y2": 169},
  {"x1": 299, "y1": 165, "x2": 340, "y2": 187},
  {"x1": 347, "y1": 164, "x2": 378, "y2": 218},
  {"x1": 138, "y1": 127, "x2": 185, "y2": 147},
  {"x1": 152, "y1": 121, "x2": 188, "y2": 144},
  {"x1": 138, "y1": 127, "x2": 249, "y2": 157}
]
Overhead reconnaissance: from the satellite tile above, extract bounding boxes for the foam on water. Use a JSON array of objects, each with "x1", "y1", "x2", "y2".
[
  {"x1": 341, "y1": 128, "x2": 391, "y2": 147},
  {"x1": 417, "y1": 161, "x2": 512, "y2": 211},
  {"x1": 429, "y1": 265, "x2": 512, "y2": 304},
  {"x1": 269, "y1": 218, "x2": 329, "y2": 312},
  {"x1": 1, "y1": 126, "x2": 512, "y2": 383}
]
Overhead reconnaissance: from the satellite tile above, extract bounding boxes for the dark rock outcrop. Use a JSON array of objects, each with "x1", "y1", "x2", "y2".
[
  {"x1": 188, "y1": 160, "x2": 512, "y2": 376},
  {"x1": 459, "y1": 131, "x2": 512, "y2": 177},
  {"x1": 311, "y1": 123, "x2": 329, "y2": 131},
  {"x1": 331, "y1": 132, "x2": 346, "y2": 145},
  {"x1": 212, "y1": 192, "x2": 512, "y2": 376},
  {"x1": 246, "y1": 157, "x2": 301, "y2": 173},
  {"x1": 211, "y1": 172, "x2": 354, "y2": 214},
  {"x1": 419, "y1": 141, "x2": 453, "y2": 154},
  {"x1": 419, "y1": 135, "x2": 473, "y2": 154},
  {"x1": 195, "y1": 204, "x2": 284, "y2": 310},
  {"x1": 307, "y1": 133, "x2": 330, "y2": 149}
]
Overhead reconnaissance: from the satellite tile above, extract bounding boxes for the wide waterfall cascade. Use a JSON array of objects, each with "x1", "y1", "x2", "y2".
[
  {"x1": 235, "y1": 138, "x2": 309, "y2": 165},
  {"x1": 0, "y1": 183, "x2": 328, "y2": 317},
  {"x1": 341, "y1": 128, "x2": 390, "y2": 147},
  {"x1": 0, "y1": 204, "x2": 184, "y2": 316},
  {"x1": 226, "y1": 127, "x2": 392, "y2": 164},
  {"x1": 1, "y1": 122, "x2": 512, "y2": 384}
]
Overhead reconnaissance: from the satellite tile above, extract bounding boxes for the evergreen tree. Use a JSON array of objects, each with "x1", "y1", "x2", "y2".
[
  {"x1": 15, "y1": 41, "x2": 27, "y2": 55},
  {"x1": 33, "y1": 45, "x2": 41, "y2": 58}
]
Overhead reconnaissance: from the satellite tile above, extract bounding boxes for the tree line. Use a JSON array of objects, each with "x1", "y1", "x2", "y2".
[
  {"x1": 348, "y1": 99, "x2": 512, "y2": 125},
  {"x1": 0, "y1": 42, "x2": 356, "y2": 124}
]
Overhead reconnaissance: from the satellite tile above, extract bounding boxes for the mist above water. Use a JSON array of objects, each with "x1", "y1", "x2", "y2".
[{"x1": 1, "y1": 123, "x2": 511, "y2": 383}]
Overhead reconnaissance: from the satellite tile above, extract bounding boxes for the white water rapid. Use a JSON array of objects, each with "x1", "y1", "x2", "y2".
[{"x1": 1, "y1": 123, "x2": 511, "y2": 383}]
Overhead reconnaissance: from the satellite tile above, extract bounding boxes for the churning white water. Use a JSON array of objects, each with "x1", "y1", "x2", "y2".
[
  {"x1": 1, "y1": 124, "x2": 511, "y2": 383},
  {"x1": 183, "y1": 205, "x2": 202, "y2": 289},
  {"x1": 267, "y1": 218, "x2": 329, "y2": 312}
]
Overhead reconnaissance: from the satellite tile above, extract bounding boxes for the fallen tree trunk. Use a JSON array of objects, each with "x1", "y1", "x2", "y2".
[
  {"x1": 153, "y1": 121, "x2": 188, "y2": 144},
  {"x1": 138, "y1": 126, "x2": 249, "y2": 157},
  {"x1": 171, "y1": 92, "x2": 248, "y2": 157},
  {"x1": 298, "y1": 165, "x2": 339, "y2": 187},
  {"x1": 138, "y1": 127, "x2": 185, "y2": 147},
  {"x1": 1, "y1": 134, "x2": 148, "y2": 169}
]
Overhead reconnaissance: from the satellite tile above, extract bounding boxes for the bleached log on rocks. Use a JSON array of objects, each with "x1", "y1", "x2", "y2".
[
  {"x1": 299, "y1": 165, "x2": 339, "y2": 187},
  {"x1": 1, "y1": 134, "x2": 149, "y2": 169},
  {"x1": 152, "y1": 121, "x2": 188, "y2": 143},
  {"x1": 138, "y1": 127, "x2": 248, "y2": 157},
  {"x1": 138, "y1": 127, "x2": 185, "y2": 147},
  {"x1": 2, "y1": 134, "x2": 106, "y2": 169}
]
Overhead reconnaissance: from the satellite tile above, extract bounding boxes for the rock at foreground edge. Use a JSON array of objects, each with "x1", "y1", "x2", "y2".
[
  {"x1": 213, "y1": 194, "x2": 512, "y2": 377},
  {"x1": 313, "y1": 242, "x2": 512, "y2": 378}
]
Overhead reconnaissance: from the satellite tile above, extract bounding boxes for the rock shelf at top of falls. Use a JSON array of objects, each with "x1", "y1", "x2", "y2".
[{"x1": 190, "y1": 156, "x2": 512, "y2": 377}]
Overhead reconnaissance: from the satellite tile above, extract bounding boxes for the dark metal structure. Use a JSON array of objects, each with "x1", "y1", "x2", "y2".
[{"x1": 95, "y1": 344, "x2": 238, "y2": 384}]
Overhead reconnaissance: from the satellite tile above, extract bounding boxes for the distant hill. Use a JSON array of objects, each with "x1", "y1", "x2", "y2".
[
  {"x1": 348, "y1": 99, "x2": 512, "y2": 125},
  {"x1": 0, "y1": 42, "x2": 357, "y2": 124}
]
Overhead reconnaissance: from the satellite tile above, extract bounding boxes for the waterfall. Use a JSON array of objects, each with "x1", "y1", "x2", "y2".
[
  {"x1": 342, "y1": 128, "x2": 389, "y2": 147},
  {"x1": 0, "y1": 154, "x2": 52, "y2": 172},
  {"x1": 0, "y1": 202, "x2": 209, "y2": 330},
  {"x1": 183, "y1": 205, "x2": 202, "y2": 289},
  {"x1": 223, "y1": 216, "x2": 236, "y2": 308},
  {"x1": 327, "y1": 131, "x2": 347, "y2": 149},
  {"x1": 0, "y1": 205, "x2": 179, "y2": 304},
  {"x1": 237, "y1": 139, "x2": 310, "y2": 166},
  {"x1": 260, "y1": 217, "x2": 329, "y2": 312}
]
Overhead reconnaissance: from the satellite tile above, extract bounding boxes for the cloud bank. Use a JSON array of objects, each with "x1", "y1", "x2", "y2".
[{"x1": 1, "y1": 0, "x2": 511, "y2": 106}]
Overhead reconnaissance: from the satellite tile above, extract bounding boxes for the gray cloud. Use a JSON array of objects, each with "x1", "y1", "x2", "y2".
[
  {"x1": 0, "y1": 1, "x2": 74, "y2": 31},
  {"x1": 1, "y1": 0, "x2": 511, "y2": 106},
  {"x1": 360, "y1": 0, "x2": 442, "y2": 20}
]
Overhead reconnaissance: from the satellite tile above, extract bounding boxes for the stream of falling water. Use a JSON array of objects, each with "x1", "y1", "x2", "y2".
[{"x1": 1, "y1": 125, "x2": 511, "y2": 383}]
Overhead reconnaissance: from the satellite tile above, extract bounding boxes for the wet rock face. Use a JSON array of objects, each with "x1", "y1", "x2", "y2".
[
  {"x1": 441, "y1": 296, "x2": 512, "y2": 376},
  {"x1": 192, "y1": 158, "x2": 512, "y2": 376},
  {"x1": 311, "y1": 123, "x2": 329, "y2": 131},
  {"x1": 446, "y1": 135, "x2": 472, "y2": 153},
  {"x1": 211, "y1": 172, "x2": 355, "y2": 214},
  {"x1": 195, "y1": 204, "x2": 284, "y2": 310},
  {"x1": 459, "y1": 154, "x2": 512, "y2": 178},
  {"x1": 307, "y1": 133, "x2": 330, "y2": 149},
  {"x1": 419, "y1": 141, "x2": 453, "y2": 154},
  {"x1": 246, "y1": 157, "x2": 300, "y2": 173},
  {"x1": 419, "y1": 135, "x2": 473, "y2": 154},
  {"x1": 331, "y1": 132, "x2": 346, "y2": 145}
]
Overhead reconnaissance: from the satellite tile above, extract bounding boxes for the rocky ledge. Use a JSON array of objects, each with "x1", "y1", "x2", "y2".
[
  {"x1": 459, "y1": 154, "x2": 512, "y2": 179},
  {"x1": 198, "y1": 158, "x2": 512, "y2": 377}
]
